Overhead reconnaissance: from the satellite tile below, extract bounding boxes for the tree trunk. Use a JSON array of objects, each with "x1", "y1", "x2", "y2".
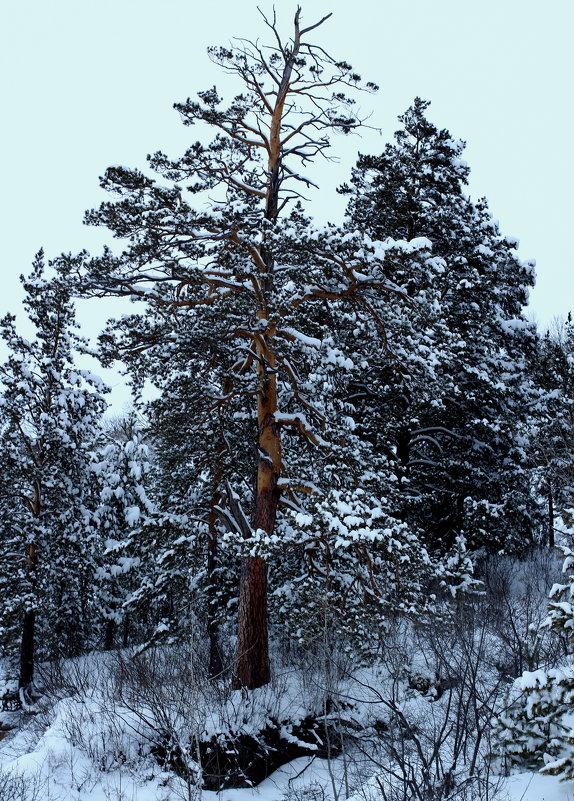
[
  {"x1": 547, "y1": 480, "x2": 555, "y2": 548},
  {"x1": 19, "y1": 609, "x2": 35, "y2": 690},
  {"x1": 206, "y1": 448, "x2": 225, "y2": 678},
  {"x1": 233, "y1": 383, "x2": 281, "y2": 689},
  {"x1": 103, "y1": 618, "x2": 115, "y2": 651},
  {"x1": 232, "y1": 21, "x2": 300, "y2": 689},
  {"x1": 20, "y1": 492, "x2": 39, "y2": 691},
  {"x1": 207, "y1": 502, "x2": 223, "y2": 678},
  {"x1": 396, "y1": 426, "x2": 410, "y2": 490},
  {"x1": 122, "y1": 614, "x2": 130, "y2": 648},
  {"x1": 233, "y1": 555, "x2": 269, "y2": 689}
]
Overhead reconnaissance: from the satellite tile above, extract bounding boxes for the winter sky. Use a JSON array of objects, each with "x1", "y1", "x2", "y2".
[{"x1": 2, "y1": 0, "x2": 573, "y2": 401}]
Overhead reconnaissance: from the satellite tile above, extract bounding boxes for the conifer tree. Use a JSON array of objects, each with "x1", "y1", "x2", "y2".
[
  {"x1": 0, "y1": 253, "x2": 107, "y2": 698},
  {"x1": 144, "y1": 370, "x2": 240, "y2": 676},
  {"x1": 530, "y1": 318, "x2": 574, "y2": 547},
  {"x1": 494, "y1": 543, "x2": 574, "y2": 780},
  {"x1": 91, "y1": 420, "x2": 157, "y2": 650},
  {"x1": 342, "y1": 99, "x2": 541, "y2": 553},
  {"x1": 69, "y1": 10, "x2": 464, "y2": 687}
]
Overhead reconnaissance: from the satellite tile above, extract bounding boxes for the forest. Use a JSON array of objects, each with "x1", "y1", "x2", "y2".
[{"x1": 1, "y1": 7, "x2": 574, "y2": 801}]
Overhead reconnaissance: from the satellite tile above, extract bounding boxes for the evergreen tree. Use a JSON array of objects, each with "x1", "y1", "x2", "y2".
[
  {"x1": 67, "y1": 12, "x2": 472, "y2": 686},
  {"x1": 494, "y1": 544, "x2": 574, "y2": 780},
  {"x1": 530, "y1": 317, "x2": 574, "y2": 547},
  {"x1": 91, "y1": 419, "x2": 157, "y2": 650},
  {"x1": 342, "y1": 98, "x2": 541, "y2": 553},
  {"x1": 144, "y1": 370, "x2": 241, "y2": 677},
  {"x1": 492, "y1": 326, "x2": 574, "y2": 780},
  {"x1": 0, "y1": 252, "x2": 107, "y2": 697}
]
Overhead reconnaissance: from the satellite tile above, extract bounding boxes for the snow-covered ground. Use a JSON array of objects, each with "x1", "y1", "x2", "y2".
[
  {"x1": 1, "y1": 651, "x2": 572, "y2": 801},
  {"x1": 1, "y1": 550, "x2": 570, "y2": 801},
  {"x1": 1, "y1": 724, "x2": 572, "y2": 801}
]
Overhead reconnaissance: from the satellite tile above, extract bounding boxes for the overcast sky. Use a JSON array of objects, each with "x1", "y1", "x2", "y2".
[{"x1": 2, "y1": 0, "x2": 573, "y2": 403}]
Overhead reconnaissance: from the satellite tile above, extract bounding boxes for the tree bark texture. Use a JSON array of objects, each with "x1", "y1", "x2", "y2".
[
  {"x1": 234, "y1": 73, "x2": 285, "y2": 686},
  {"x1": 233, "y1": 393, "x2": 281, "y2": 688},
  {"x1": 232, "y1": 8, "x2": 332, "y2": 689},
  {"x1": 233, "y1": 555, "x2": 270, "y2": 689}
]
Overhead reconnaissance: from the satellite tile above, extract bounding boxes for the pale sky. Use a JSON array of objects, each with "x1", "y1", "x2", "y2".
[{"x1": 2, "y1": 0, "x2": 573, "y2": 403}]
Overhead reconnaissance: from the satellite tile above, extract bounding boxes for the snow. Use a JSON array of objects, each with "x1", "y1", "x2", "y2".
[
  {"x1": 519, "y1": 668, "x2": 548, "y2": 690},
  {"x1": 0, "y1": 743, "x2": 357, "y2": 801},
  {"x1": 125, "y1": 505, "x2": 141, "y2": 525},
  {"x1": 506, "y1": 771, "x2": 574, "y2": 801},
  {"x1": 325, "y1": 346, "x2": 353, "y2": 370},
  {"x1": 1, "y1": 555, "x2": 571, "y2": 801},
  {"x1": 280, "y1": 327, "x2": 322, "y2": 349},
  {"x1": 1, "y1": 685, "x2": 569, "y2": 801}
]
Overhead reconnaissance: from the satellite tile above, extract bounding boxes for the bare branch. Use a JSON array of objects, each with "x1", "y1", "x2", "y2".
[{"x1": 299, "y1": 11, "x2": 333, "y2": 37}]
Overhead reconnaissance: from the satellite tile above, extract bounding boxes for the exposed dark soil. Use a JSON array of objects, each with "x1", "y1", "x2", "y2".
[
  {"x1": 0, "y1": 723, "x2": 15, "y2": 741},
  {"x1": 153, "y1": 714, "x2": 344, "y2": 790}
]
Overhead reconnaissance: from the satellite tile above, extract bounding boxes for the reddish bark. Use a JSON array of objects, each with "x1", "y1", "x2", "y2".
[
  {"x1": 232, "y1": 8, "x2": 336, "y2": 690},
  {"x1": 233, "y1": 555, "x2": 270, "y2": 689},
  {"x1": 233, "y1": 405, "x2": 281, "y2": 689}
]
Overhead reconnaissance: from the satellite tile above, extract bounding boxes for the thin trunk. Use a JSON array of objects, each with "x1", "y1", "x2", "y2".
[
  {"x1": 19, "y1": 609, "x2": 35, "y2": 690},
  {"x1": 396, "y1": 426, "x2": 410, "y2": 491},
  {"x1": 207, "y1": 438, "x2": 227, "y2": 678},
  {"x1": 103, "y1": 619, "x2": 115, "y2": 651},
  {"x1": 207, "y1": 489, "x2": 223, "y2": 678},
  {"x1": 20, "y1": 484, "x2": 40, "y2": 690},
  {"x1": 122, "y1": 614, "x2": 130, "y2": 648},
  {"x1": 547, "y1": 480, "x2": 555, "y2": 548}
]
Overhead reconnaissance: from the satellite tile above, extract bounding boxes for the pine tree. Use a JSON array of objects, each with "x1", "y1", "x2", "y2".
[
  {"x1": 144, "y1": 371, "x2": 241, "y2": 677},
  {"x1": 0, "y1": 252, "x2": 107, "y2": 697},
  {"x1": 493, "y1": 331, "x2": 574, "y2": 779},
  {"x1": 67, "y1": 11, "x2": 470, "y2": 687},
  {"x1": 342, "y1": 99, "x2": 541, "y2": 554}
]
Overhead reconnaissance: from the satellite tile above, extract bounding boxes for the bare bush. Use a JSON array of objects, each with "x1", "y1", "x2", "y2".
[
  {"x1": 479, "y1": 548, "x2": 565, "y2": 677},
  {"x1": 0, "y1": 767, "x2": 51, "y2": 801},
  {"x1": 297, "y1": 597, "x2": 514, "y2": 801}
]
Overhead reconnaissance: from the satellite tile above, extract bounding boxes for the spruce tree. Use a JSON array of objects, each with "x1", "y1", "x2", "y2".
[{"x1": 530, "y1": 318, "x2": 574, "y2": 547}]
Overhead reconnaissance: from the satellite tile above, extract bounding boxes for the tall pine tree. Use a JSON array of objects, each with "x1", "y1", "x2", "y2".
[{"x1": 68, "y1": 13, "x2": 469, "y2": 686}]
